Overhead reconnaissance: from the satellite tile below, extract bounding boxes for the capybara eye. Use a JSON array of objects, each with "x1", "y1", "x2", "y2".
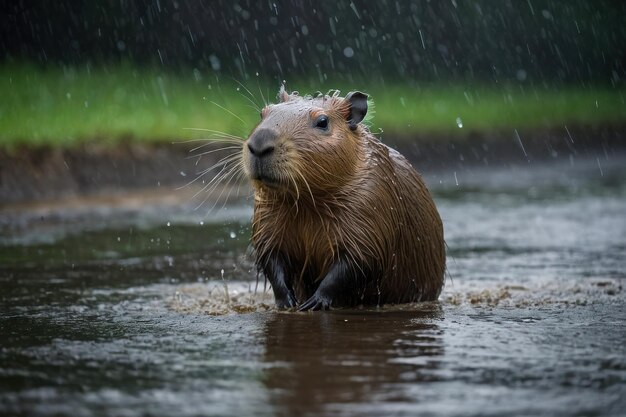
[{"x1": 314, "y1": 115, "x2": 329, "y2": 130}]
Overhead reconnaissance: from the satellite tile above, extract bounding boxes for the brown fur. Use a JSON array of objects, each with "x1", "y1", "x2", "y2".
[{"x1": 243, "y1": 90, "x2": 445, "y2": 307}]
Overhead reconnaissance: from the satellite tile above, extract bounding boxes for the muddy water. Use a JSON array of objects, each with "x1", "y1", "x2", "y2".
[{"x1": 1, "y1": 155, "x2": 625, "y2": 416}]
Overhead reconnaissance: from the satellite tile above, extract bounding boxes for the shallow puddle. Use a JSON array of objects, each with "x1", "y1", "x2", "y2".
[{"x1": 1, "y1": 155, "x2": 625, "y2": 416}]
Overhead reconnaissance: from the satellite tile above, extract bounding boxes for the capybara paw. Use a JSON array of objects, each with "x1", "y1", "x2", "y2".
[
  {"x1": 276, "y1": 290, "x2": 298, "y2": 310},
  {"x1": 298, "y1": 292, "x2": 332, "y2": 311}
]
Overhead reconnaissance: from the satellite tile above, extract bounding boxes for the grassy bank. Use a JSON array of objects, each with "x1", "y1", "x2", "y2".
[{"x1": 1, "y1": 64, "x2": 625, "y2": 148}]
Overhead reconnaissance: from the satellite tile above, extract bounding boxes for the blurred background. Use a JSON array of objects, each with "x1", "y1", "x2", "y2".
[
  {"x1": 4, "y1": 1, "x2": 625, "y2": 82},
  {"x1": 2, "y1": 0, "x2": 625, "y2": 202},
  {"x1": 2, "y1": 0, "x2": 624, "y2": 149},
  {"x1": 2, "y1": 1, "x2": 625, "y2": 198}
]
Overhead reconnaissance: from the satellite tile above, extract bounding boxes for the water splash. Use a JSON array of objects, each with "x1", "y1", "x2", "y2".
[{"x1": 169, "y1": 281, "x2": 274, "y2": 315}]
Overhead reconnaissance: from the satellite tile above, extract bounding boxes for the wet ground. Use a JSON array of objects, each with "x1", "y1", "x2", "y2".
[{"x1": 1, "y1": 154, "x2": 625, "y2": 416}]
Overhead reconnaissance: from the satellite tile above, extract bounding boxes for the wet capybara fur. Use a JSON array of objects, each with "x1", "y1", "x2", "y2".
[{"x1": 242, "y1": 87, "x2": 445, "y2": 310}]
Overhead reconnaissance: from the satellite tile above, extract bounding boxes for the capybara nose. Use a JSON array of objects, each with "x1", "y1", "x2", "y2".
[{"x1": 247, "y1": 128, "x2": 276, "y2": 158}]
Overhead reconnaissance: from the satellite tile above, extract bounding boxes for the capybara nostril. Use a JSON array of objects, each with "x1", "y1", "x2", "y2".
[{"x1": 247, "y1": 128, "x2": 276, "y2": 157}]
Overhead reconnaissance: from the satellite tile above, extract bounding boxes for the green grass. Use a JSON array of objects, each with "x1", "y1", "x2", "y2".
[{"x1": 1, "y1": 64, "x2": 625, "y2": 148}]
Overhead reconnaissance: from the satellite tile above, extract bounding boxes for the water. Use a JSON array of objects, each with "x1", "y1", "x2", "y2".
[{"x1": 1, "y1": 155, "x2": 625, "y2": 416}]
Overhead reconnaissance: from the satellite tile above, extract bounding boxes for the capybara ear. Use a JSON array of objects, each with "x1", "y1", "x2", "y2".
[
  {"x1": 345, "y1": 91, "x2": 368, "y2": 131},
  {"x1": 278, "y1": 84, "x2": 290, "y2": 103}
]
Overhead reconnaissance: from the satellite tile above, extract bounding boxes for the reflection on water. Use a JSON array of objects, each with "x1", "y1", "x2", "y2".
[
  {"x1": 1, "y1": 155, "x2": 625, "y2": 416},
  {"x1": 262, "y1": 308, "x2": 444, "y2": 417}
]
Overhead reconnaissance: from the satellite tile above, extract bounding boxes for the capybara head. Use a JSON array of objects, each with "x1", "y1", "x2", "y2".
[{"x1": 243, "y1": 87, "x2": 369, "y2": 195}]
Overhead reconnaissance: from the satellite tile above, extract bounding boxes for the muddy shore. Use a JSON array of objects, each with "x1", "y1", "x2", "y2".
[{"x1": 1, "y1": 124, "x2": 624, "y2": 204}]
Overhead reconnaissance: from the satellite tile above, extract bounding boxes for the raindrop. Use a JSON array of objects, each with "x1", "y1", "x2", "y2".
[
  {"x1": 199, "y1": 221, "x2": 204, "y2": 226},
  {"x1": 166, "y1": 222, "x2": 171, "y2": 227},
  {"x1": 515, "y1": 129, "x2": 528, "y2": 158},
  {"x1": 343, "y1": 47, "x2": 354, "y2": 58},
  {"x1": 208, "y1": 54, "x2": 221, "y2": 71},
  {"x1": 456, "y1": 117, "x2": 463, "y2": 128},
  {"x1": 229, "y1": 231, "x2": 237, "y2": 239},
  {"x1": 349, "y1": 2, "x2": 361, "y2": 19},
  {"x1": 328, "y1": 18, "x2": 336, "y2": 35},
  {"x1": 565, "y1": 125, "x2": 574, "y2": 143},
  {"x1": 418, "y1": 29, "x2": 426, "y2": 49},
  {"x1": 180, "y1": 171, "x2": 186, "y2": 177}
]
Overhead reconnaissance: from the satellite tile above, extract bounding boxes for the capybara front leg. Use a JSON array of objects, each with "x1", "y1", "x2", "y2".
[
  {"x1": 298, "y1": 257, "x2": 365, "y2": 311},
  {"x1": 262, "y1": 256, "x2": 297, "y2": 309}
]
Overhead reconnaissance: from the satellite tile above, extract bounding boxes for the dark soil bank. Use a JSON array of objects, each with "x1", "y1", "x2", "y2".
[{"x1": 1, "y1": 124, "x2": 625, "y2": 204}]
